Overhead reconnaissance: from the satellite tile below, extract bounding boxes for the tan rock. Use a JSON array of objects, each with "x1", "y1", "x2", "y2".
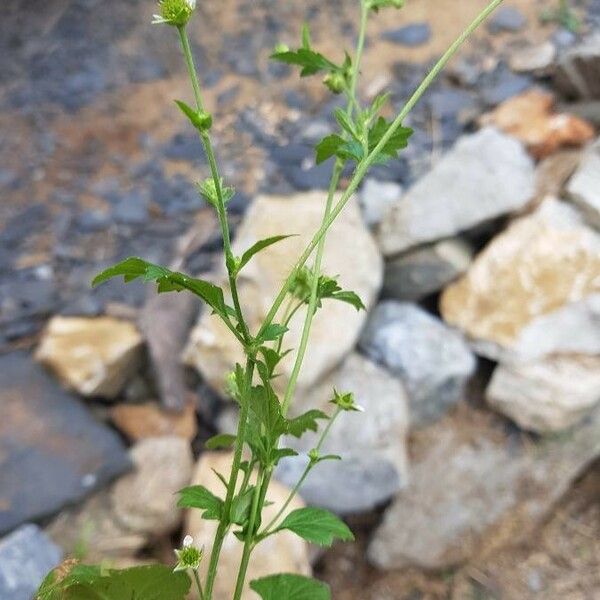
[
  {"x1": 111, "y1": 437, "x2": 193, "y2": 536},
  {"x1": 110, "y1": 401, "x2": 197, "y2": 442},
  {"x1": 487, "y1": 355, "x2": 600, "y2": 433},
  {"x1": 441, "y1": 198, "x2": 600, "y2": 362},
  {"x1": 183, "y1": 192, "x2": 383, "y2": 396},
  {"x1": 566, "y1": 137, "x2": 600, "y2": 228},
  {"x1": 184, "y1": 452, "x2": 310, "y2": 600},
  {"x1": 480, "y1": 89, "x2": 595, "y2": 159},
  {"x1": 35, "y1": 316, "x2": 144, "y2": 398}
]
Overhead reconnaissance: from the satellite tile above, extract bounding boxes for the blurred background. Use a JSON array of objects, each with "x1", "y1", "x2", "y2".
[{"x1": 1, "y1": 0, "x2": 600, "y2": 598}]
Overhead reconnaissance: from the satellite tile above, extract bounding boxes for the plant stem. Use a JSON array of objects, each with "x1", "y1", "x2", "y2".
[
  {"x1": 257, "y1": 0, "x2": 504, "y2": 338},
  {"x1": 177, "y1": 25, "x2": 251, "y2": 343},
  {"x1": 193, "y1": 570, "x2": 205, "y2": 600},
  {"x1": 204, "y1": 358, "x2": 255, "y2": 599},
  {"x1": 260, "y1": 407, "x2": 342, "y2": 537}
]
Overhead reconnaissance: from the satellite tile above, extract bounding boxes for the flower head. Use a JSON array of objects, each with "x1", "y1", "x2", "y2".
[
  {"x1": 152, "y1": 0, "x2": 196, "y2": 27},
  {"x1": 174, "y1": 536, "x2": 203, "y2": 572}
]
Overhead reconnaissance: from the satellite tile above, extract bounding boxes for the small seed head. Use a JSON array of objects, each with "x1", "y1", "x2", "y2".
[
  {"x1": 153, "y1": 0, "x2": 196, "y2": 27},
  {"x1": 323, "y1": 71, "x2": 346, "y2": 95}
]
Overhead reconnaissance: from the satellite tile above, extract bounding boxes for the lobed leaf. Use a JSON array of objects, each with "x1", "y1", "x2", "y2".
[
  {"x1": 177, "y1": 485, "x2": 223, "y2": 520},
  {"x1": 286, "y1": 409, "x2": 329, "y2": 438},
  {"x1": 250, "y1": 573, "x2": 331, "y2": 600},
  {"x1": 276, "y1": 507, "x2": 354, "y2": 547}
]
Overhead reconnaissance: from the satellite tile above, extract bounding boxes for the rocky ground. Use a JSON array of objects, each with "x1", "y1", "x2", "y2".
[{"x1": 1, "y1": 0, "x2": 600, "y2": 598}]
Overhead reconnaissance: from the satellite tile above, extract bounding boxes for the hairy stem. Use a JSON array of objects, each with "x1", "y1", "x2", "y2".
[{"x1": 257, "y1": 0, "x2": 504, "y2": 338}]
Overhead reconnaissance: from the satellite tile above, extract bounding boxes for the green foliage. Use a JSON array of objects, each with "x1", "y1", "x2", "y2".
[
  {"x1": 250, "y1": 573, "x2": 331, "y2": 600},
  {"x1": 236, "y1": 235, "x2": 295, "y2": 274},
  {"x1": 290, "y1": 267, "x2": 365, "y2": 311},
  {"x1": 198, "y1": 177, "x2": 236, "y2": 208},
  {"x1": 287, "y1": 409, "x2": 329, "y2": 438},
  {"x1": 331, "y1": 388, "x2": 363, "y2": 412},
  {"x1": 367, "y1": 0, "x2": 405, "y2": 11},
  {"x1": 37, "y1": 564, "x2": 190, "y2": 600},
  {"x1": 205, "y1": 433, "x2": 237, "y2": 450},
  {"x1": 92, "y1": 257, "x2": 230, "y2": 321},
  {"x1": 174, "y1": 99, "x2": 212, "y2": 131},
  {"x1": 276, "y1": 507, "x2": 354, "y2": 547},
  {"x1": 177, "y1": 486, "x2": 224, "y2": 520}
]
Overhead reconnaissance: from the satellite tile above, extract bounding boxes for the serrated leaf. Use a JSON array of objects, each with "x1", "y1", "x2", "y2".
[
  {"x1": 315, "y1": 134, "x2": 345, "y2": 164},
  {"x1": 237, "y1": 235, "x2": 294, "y2": 273},
  {"x1": 277, "y1": 507, "x2": 354, "y2": 547},
  {"x1": 270, "y1": 447, "x2": 299, "y2": 466},
  {"x1": 177, "y1": 485, "x2": 223, "y2": 520},
  {"x1": 67, "y1": 565, "x2": 190, "y2": 600},
  {"x1": 205, "y1": 433, "x2": 236, "y2": 450},
  {"x1": 92, "y1": 257, "x2": 228, "y2": 319},
  {"x1": 270, "y1": 47, "x2": 338, "y2": 77},
  {"x1": 286, "y1": 409, "x2": 329, "y2": 438},
  {"x1": 329, "y1": 290, "x2": 366, "y2": 311},
  {"x1": 258, "y1": 323, "x2": 288, "y2": 343},
  {"x1": 334, "y1": 109, "x2": 358, "y2": 140},
  {"x1": 250, "y1": 573, "x2": 331, "y2": 600},
  {"x1": 368, "y1": 117, "x2": 413, "y2": 158}
]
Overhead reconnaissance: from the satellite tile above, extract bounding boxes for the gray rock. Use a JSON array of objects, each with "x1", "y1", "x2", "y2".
[
  {"x1": 381, "y1": 23, "x2": 431, "y2": 47},
  {"x1": 0, "y1": 524, "x2": 62, "y2": 600},
  {"x1": 486, "y1": 355, "x2": 600, "y2": 433},
  {"x1": 554, "y1": 33, "x2": 600, "y2": 100},
  {"x1": 377, "y1": 128, "x2": 535, "y2": 256},
  {"x1": 359, "y1": 302, "x2": 476, "y2": 426},
  {"x1": 508, "y1": 42, "x2": 557, "y2": 73},
  {"x1": 368, "y1": 405, "x2": 600, "y2": 570},
  {"x1": 487, "y1": 7, "x2": 527, "y2": 33},
  {"x1": 276, "y1": 353, "x2": 409, "y2": 514},
  {"x1": 0, "y1": 353, "x2": 130, "y2": 534},
  {"x1": 566, "y1": 137, "x2": 600, "y2": 227},
  {"x1": 382, "y1": 238, "x2": 473, "y2": 301},
  {"x1": 359, "y1": 178, "x2": 403, "y2": 227}
]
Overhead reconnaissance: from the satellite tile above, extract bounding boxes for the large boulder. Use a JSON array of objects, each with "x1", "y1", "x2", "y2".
[
  {"x1": 35, "y1": 316, "x2": 144, "y2": 398},
  {"x1": 377, "y1": 128, "x2": 535, "y2": 256},
  {"x1": 184, "y1": 192, "x2": 383, "y2": 396},
  {"x1": 276, "y1": 353, "x2": 409, "y2": 514},
  {"x1": 486, "y1": 355, "x2": 600, "y2": 433},
  {"x1": 359, "y1": 302, "x2": 476, "y2": 427},
  {"x1": 184, "y1": 453, "x2": 310, "y2": 600},
  {"x1": 0, "y1": 352, "x2": 129, "y2": 535},
  {"x1": 441, "y1": 198, "x2": 600, "y2": 362},
  {"x1": 566, "y1": 136, "x2": 600, "y2": 228},
  {"x1": 368, "y1": 405, "x2": 600, "y2": 570}
]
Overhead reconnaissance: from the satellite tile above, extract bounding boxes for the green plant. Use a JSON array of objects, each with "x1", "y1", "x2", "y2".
[
  {"x1": 36, "y1": 0, "x2": 504, "y2": 598},
  {"x1": 540, "y1": 0, "x2": 581, "y2": 32}
]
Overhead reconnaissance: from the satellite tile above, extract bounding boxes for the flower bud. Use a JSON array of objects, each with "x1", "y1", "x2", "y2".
[
  {"x1": 323, "y1": 71, "x2": 346, "y2": 95},
  {"x1": 152, "y1": 0, "x2": 196, "y2": 27},
  {"x1": 174, "y1": 536, "x2": 203, "y2": 572}
]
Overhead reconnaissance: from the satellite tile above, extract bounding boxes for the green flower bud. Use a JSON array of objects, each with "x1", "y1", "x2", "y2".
[
  {"x1": 152, "y1": 0, "x2": 196, "y2": 27},
  {"x1": 174, "y1": 535, "x2": 203, "y2": 572},
  {"x1": 331, "y1": 388, "x2": 364, "y2": 412},
  {"x1": 323, "y1": 71, "x2": 346, "y2": 95},
  {"x1": 196, "y1": 110, "x2": 213, "y2": 131}
]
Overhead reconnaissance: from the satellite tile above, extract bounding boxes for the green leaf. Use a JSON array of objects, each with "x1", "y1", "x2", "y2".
[
  {"x1": 69, "y1": 565, "x2": 190, "y2": 600},
  {"x1": 198, "y1": 177, "x2": 235, "y2": 208},
  {"x1": 328, "y1": 290, "x2": 365, "y2": 311},
  {"x1": 334, "y1": 109, "x2": 358, "y2": 140},
  {"x1": 174, "y1": 99, "x2": 212, "y2": 131},
  {"x1": 277, "y1": 507, "x2": 354, "y2": 547},
  {"x1": 177, "y1": 485, "x2": 223, "y2": 520},
  {"x1": 270, "y1": 447, "x2": 299, "y2": 466},
  {"x1": 237, "y1": 235, "x2": 294, "y2": 273},
  {"x1": 368, "y1": 117, "x2": 413, "y2": 158},
  {"x1": 230, "y1": 486, "x2": 256, "y2": 525},
  {"x1": 92, "y1": 257, "x2": 228, "y2": 320},
  {"x1": 205, "y1": 433, "x2": 236, "y2": 450},
  {"x1": 368, "y1": 0, "x2": 405, "y2": 12},
  {"x1": 270, "y1": 47, "x2": 338, "y2": 77},
  {"x1": 315, "y1": 134, "x2": 346, "y2": 164},
  {"x1": 286, "y1": 409, "x2": 329, "y2": 438},
  {"x1": 250, "y1": 574, "x2": 331, "y2": 600},
  {"x1": 258, "y1": 323, "x2": 289, "y2": 343}
]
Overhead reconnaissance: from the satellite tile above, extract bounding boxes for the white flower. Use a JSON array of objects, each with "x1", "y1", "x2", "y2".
[{"x1": 183, "y1": 535, "x2": 194, "y2": 548}]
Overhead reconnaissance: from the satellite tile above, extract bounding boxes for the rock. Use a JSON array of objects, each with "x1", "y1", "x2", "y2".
[
  {"x1": 359, "y1": 302, "x2": 476, "y2": 427},
  {"x1": 508, "y1": 42, "x2": 557, "y2": 73},
  {"x1": 534, "y1": 149, "x2": 582, "y2": 204},
  {"x1": 111, "y1": 437, "x2": 193, "y2": 536},
  {"x1": 554, "y1": 33, "x2": 600, "y2": 100},
  {"x1": 0, "y1": 352, "x2": 129, "y2": 535},
  {"x1": 382, "y1": 238, "x2": 473, "y2": 302},
  {"x1": 368, "y1": 404, "x2": 600, "y2": 570},
  {"x1": 480, "y1": 69, "x2": 532, "y2": 107},
  {"x1": 35, "y1": 316, "x2": 144, "y2": 399},
  {"x1": 185, "y1": 453, "x2": 310, "y2": 600},
  {"x1": 487, "y1": 7, "x2": 527, "y2": 34},
  {"x1": 377, "y1": 128, "x2": 535, "y2": 256},
  {"x1": 480, "y1": 90, "x2": 595, "y2": 159},
  {"x1": 487, "y1": 355, "x2": 600, "y2": 433},
  {"x1": 0, "y1": 525, "x2": 62, "y2": 600},
  {"x1": 359, "y1": 178, "x2": 402, "y2": 227},
  {"x1": 381, "y1": 23, "x2": 431, "y2": 47},
  {"x1": 566, "y1": 137, "x2": 600, "y2": 227},
  {"x1": 46, "y1": 489, "x2": 147, "y2": 562},
  {"x1": 184, "y1": 192, "x2": 383, "y2": 396},
  {"x1": 276, "y1": 353, "x2": 409, "y2": 514},
  {"x1": 139, "y1": 292, "x2": 199, "y2": 410},
  {"x1": 110, "y1": 402, "x2": 197, "y2": 442},
  {"x1": 441, "y1": 198, "x2": 600, "y2": 363}
]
